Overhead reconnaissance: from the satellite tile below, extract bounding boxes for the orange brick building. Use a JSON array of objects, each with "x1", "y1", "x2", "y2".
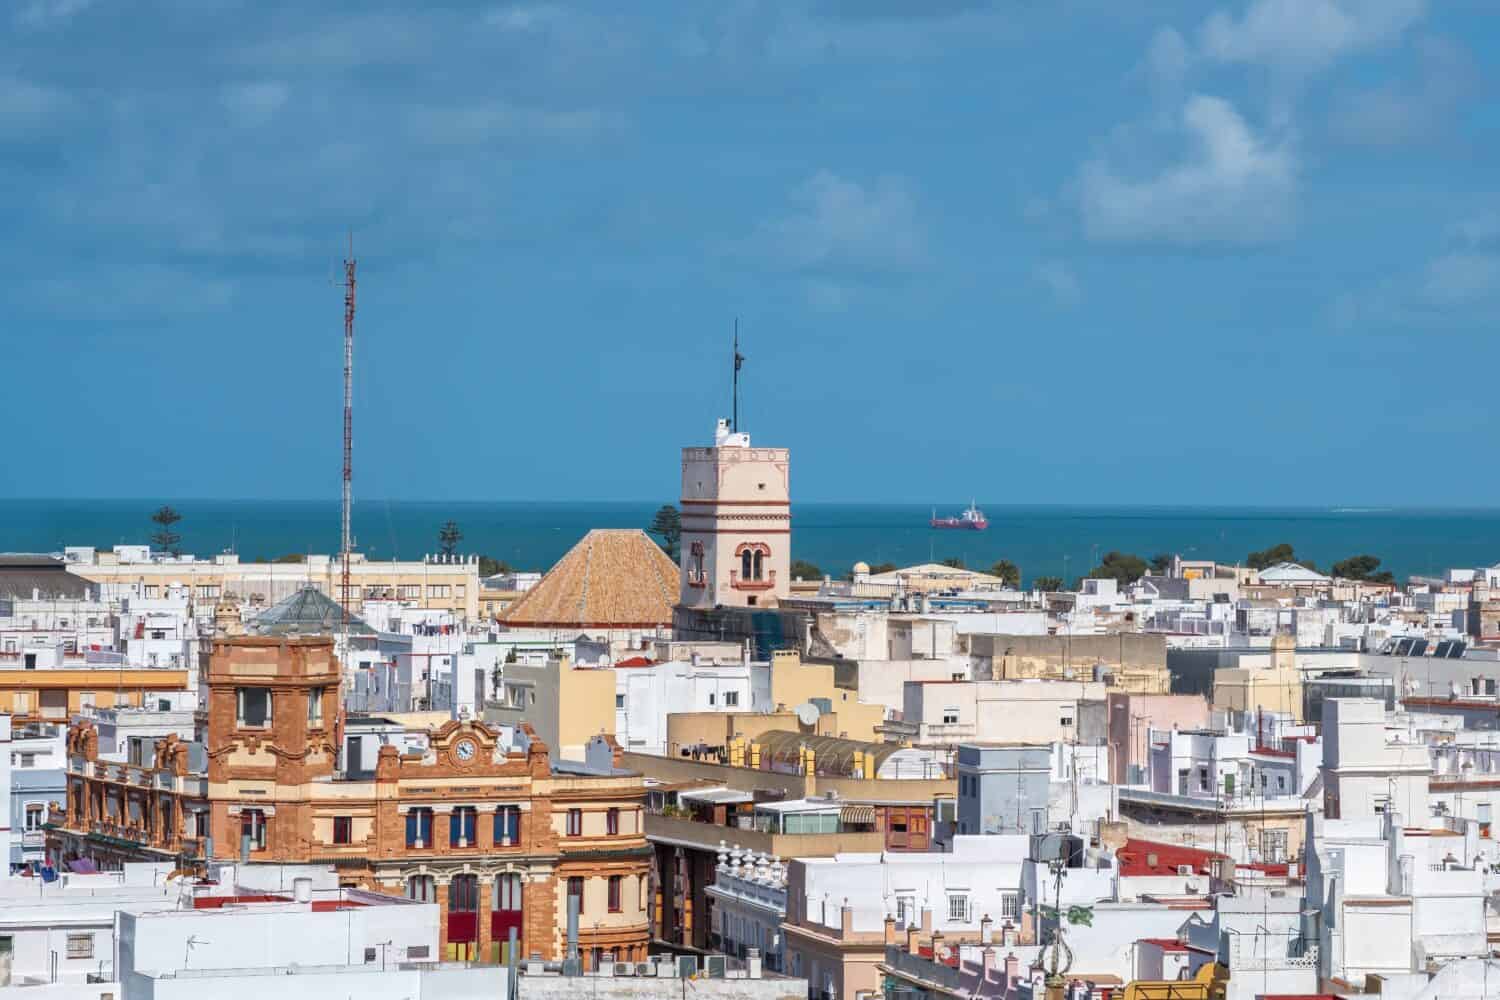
[{"x1": 50, "y1": 635, "x2": 651, "y2": 966}]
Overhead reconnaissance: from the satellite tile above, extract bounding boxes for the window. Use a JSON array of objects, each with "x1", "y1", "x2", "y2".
[
  {"x1": 1198, "y1": 767, "x2": 1210, "y2": 792},
  {"x1": 428, "y1": 585, "x2": 450, "y2": 599},
  {"x1": 1276, "y1": 774, "x2": 1287, "y2": 792},
  {"x1": 947, "y1": 894, "x2": 969, "y2": 922},
  {"x1": 496, "y1": 873, "x2": 523, "y2": 911},
  {"x1": 725, "y1": 691, "x2": 739, "y2": 707},
  {"x1": 364, "y1": 947, "x2": 378, "y2": 963},
  {"x1": 615, "y1": 693, "x2": 625, "y2": 709},
  {"x1": 11, "y1": 693, "x2": 28, "y2": 713},
  {"x1": 66, "y1": 934, "x2": 93, "y2": 959},
  {"x1": 451, "y1": 806, "x2": 477, "y2": 847},
  {"x1": 456, "y1": 585, "x2": 466, "y2": 599},
  {"x1": 197, "y1": 584, "x2": 220, "y2": 600},
  {"x1": 895, "y1": 896, "x2": 914, "y2": 926},
  {"x1": 24, "y1": 804, "x2": 45, "y2": 830},
  {"x1": 606, "y1": 808, "x2": 620, "y2": 836},
  {"x1": 399, "y1": 585, "x2": 422, "y2": 600},
  {"x1": 307, "y1": 687, "x2": 325, "y2": 725},
  {"x1": 1059, "y1": 713, "x2": 1074, "y2": 728},
  {"x1": 333, "y1": 816, "x2": 353, "y2": 845},
  {"x1": 1261, "y1": 829, "x2": 1289, "y2": 863},
  {"x1": 151, "y1": 630, "x2": 166, "y2": 641},
  {"x1": 568, "y1": 876, "x2": 584, "y2": 913},
  {"x1": 240, "y1": 809, "x2": 267, "y2": 851},
  {"x1": 1000, "y1": 893, "x2": 1021, "y2": 919},
  {"x1": 741, "y1": 550, "x2": 753, "y2": 581},
  {"x1": 608, "y1": 875, "x2": 622, "y2": 912},
  {"x1": 708, "y1": 692, "x2": 715, "y2": 706},
  {"x1": 407, "y1": 945, "x2": 430, "y2": 960},
  {"x1": 18, "y1": 753, "x2": 35, "y2": 768},
  {"x1": 79, "y1": 692, "x2": 95, "y2": 710},
  {"x1": 450, "y1": 873, "x2": 479, "y2": 912},
  {"x1": 495, "y1": 805, "x2": 522, "y2": 847},
  {"x1": 143, "y1": 585, "x2": 160, "y2": 598},
  {"x1": 406, "y1": 807, "x2": 433, "y2": 848},
  {"x1": 942, "y1": 708, "x2": 960, "y2": 725},
  {"x1": 406, "y1": 875, "x2": 436, "y2": 902},
  {"x1": 567, "y1": 808, "x2": 582, "y2": 836},
  {"x1": 236, "y1": 687, "x2": 272, "y2": 727}
]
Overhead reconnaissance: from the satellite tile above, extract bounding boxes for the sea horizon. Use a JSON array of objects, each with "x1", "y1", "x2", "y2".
[{"x1": 4, "y1": 497, "x2": 1497, "y2": 586}]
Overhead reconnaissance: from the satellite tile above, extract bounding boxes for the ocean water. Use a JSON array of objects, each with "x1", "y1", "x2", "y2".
[{"x1": 2, "y1": 499, "x2": 1497, "y2": 586}]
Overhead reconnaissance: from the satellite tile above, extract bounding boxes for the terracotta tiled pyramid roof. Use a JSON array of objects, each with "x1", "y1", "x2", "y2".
[{"x1": 499, "y1": 529, "x2": 678, "y2": 628}]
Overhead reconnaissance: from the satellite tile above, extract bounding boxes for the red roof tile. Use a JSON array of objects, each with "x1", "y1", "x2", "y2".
[{"x1": 1117, "y1": 838, "x2": 1226, "y2": 878}]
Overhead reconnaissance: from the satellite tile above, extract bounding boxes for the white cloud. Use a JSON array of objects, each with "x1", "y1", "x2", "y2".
[
  {"x1": 1200, "y1": 0, "x2": 1426, "y2": 76},
  {"x1": 1144, "y1": 27, "x2": 1191, "y2": 87},
  {"x1": 766, "y1": 170, "x2": 925, "y2": 272},
  {"x1": 221, "y1": 82, "x2": 290, "y2": 127},
  {"x1": 1034, "y1": 260, "x2": 1081, "y2": 306},
  {"x1": 1078, "y1": 95, "x2": 1295, "y2": 245},
  {"x1": 15, "y1": 0, "x2": 95, "y2": 28},
  {"x1": 0, "y1": 77, "x2": 71, "y2": 137},
  {"x1": 1423, "y1": 253, "x2": 1500, "y2": 308},
  {"x1": 1329, "y1": 37, "x2": 1477, "y2": 148}
]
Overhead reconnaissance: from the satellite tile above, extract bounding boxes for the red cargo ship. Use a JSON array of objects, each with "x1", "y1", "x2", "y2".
[{"x1": 930, "y1": 502, "x2": 988, "y2": 531}]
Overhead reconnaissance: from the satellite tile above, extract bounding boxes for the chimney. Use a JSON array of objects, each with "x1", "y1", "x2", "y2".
[
  {"x1": 931, "y1": 930, "x2": 945, "y2": 961},
  {"x1": 1003, "y1": 953, "x2": 1020, "y2": 989},
  {"x1": 980, "y1": 914, "x2": 993, "y2": 944},
  {"x1": 841, "y1": 899, "x2": 853, "y2": 936},
  {"x1": 884, "y1": 915, "x2": 897, "y2": 946},
  {"x1": 980, "y1": 947, "x2": 996, "y2": 983},
  {"x1": 906, "y1": 924, "x2": 921, "y2": 956},
  {"x1": 920, "y1": 907, "x2": 933, "y2": 936}
]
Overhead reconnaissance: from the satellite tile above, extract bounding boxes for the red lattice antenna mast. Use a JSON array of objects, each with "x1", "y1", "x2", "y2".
[{"x1": 341, "y1": 234, "x2": 356, "y2": 623}]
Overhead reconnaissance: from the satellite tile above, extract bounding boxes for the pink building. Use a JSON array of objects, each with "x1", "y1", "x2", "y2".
[{"x1": 1106, "y1": 692, "x2": 1210, "y2": 785}]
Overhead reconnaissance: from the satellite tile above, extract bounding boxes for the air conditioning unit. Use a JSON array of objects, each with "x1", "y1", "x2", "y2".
[
  {"x1": 677, "y1": 956, "x2": 699, "y2": 978},
  {"x1": 635, "y1": 963, "x2": 653, "y2": 977},
  {"x1": 615, "y1": 963, "x2": 635, "y2": 977},
  {"x1": 1177, "y1": 865, "x2": 1193, "y2": 876},
  {"x1": 656, "y1": 961, "x2": 678, "y2": 978},
  {"x1": 705, "y1": 955, "x2": 727, "y2": 978}
]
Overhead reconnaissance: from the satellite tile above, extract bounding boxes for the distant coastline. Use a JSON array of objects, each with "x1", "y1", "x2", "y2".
[{"x1": 3, "y1": 498, "x2": 1496, "y2": 587}]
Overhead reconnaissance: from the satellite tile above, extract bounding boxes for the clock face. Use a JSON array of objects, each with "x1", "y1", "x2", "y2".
[{"x1": 453, "y1": 739, "x2": 476, "y2": 762}]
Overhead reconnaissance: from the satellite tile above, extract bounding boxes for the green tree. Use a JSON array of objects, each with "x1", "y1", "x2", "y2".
[
  {"x1": 1149, "y1": 553, "x2": 1173, "y2": 575},
  {"x1": 988, "y1": 560, "x2": 1021, "y2": 588},
  {"x1": 1087, "y1": 551, "x2": 1149, "y2": 585},
  {"x1": 1033, "y1": 575, "x2": 1063, "y2": 591},
  {"x1": 149, "y1": 505, "x2": 183, "y2": 556},
  {"x1": 438, "y1": 520, "x2": 463, "y2": 557},
  {"x1": 1331, "y1": 554, "x2": 1393, "y2": 583},
  {"x1": 478, "y1": 555, "x2": 512, "y2": 578},
  {"x1": 1247, "y1": 542, "x2": 1296, "y2": 570},
  {"x1": 790, "y1": 560, "x2": 822, "y2": 581},
  {"x1": 939, "y1": 557, "x2": 965, "y2": 569},
  {"x1": 868, "y1": 562, "x2": 898, "y2": 575},
  {"x1": 648, "y1": 504, "x2": 682, "y2": 560}
]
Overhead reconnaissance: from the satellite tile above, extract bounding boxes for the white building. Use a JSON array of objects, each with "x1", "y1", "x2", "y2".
[
  {"x1": 614, "y1": 657, "x2": 769, "y2": 755},
  {"x1": 705, "y1": 847, "x2": 787, "y2": 972}
]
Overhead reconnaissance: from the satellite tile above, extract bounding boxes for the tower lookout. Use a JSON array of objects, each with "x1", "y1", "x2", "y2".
[{"x1": 679, "y1": 418, "x2": 790, "y2": 610}]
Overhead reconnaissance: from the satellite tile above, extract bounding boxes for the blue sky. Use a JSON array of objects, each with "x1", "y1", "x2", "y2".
[{"x1": 3, "y1": 0, "x2": 1498, "y2": 506}]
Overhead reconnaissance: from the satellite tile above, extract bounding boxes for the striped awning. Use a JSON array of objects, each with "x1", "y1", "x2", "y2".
[{"x1": 840, "y1": 805, "x2": 876, "y2": 825}]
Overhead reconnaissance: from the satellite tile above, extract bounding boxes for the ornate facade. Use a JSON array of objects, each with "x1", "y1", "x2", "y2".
[
  {"x1": 679, "y1": 418, "x2": 791, "y2": 610},
  {"x1": 49, "y1": 635, "x2": 651, "y2": 966}
]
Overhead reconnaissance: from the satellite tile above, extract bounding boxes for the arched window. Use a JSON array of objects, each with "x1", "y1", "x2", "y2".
[
  {"x1": 495, "y1": 873, "x2": 523, "y2": 911},
  {"x1": 741, "y1": 549, "x2": 753, "y2": 581},
  {"x1": 406, "y1": 874, "x2": 436, "y2": 902},
  {"x1": 752, "y1": 550, "x2": 764, "y2": 580},
  {"x1": 451, "y1": 873, "x2": 479, "y2": 911}
]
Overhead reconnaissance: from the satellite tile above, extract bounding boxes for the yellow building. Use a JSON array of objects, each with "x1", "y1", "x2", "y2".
[
  {"x1": 1213, "y1": 633, "x2": 1303, "y2": 721},
  {"x1": 0, "y1": 666, "x2": 190, "y2": 721},
  {"x1": 70, "y1": 550, "x2": 480, "y2": 619},
  {"x1": 769, "y1": 650, "x2": 887, "y2": 742}
]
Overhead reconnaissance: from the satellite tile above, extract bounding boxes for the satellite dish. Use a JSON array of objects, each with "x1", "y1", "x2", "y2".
[{"x1": 794, "y1": 702, "x2": 821, "y2": 727}]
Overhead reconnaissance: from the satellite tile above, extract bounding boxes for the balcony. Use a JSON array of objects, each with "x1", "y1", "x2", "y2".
[
  {"x1": 644, "y1": 811, "x2": 884, "y2": 858},
  {"x1": 728, "y1": 570, "x2": 776, "y2": 592}
]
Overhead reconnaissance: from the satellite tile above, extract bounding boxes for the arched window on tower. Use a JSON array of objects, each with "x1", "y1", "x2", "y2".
[
  {"x1": 742, "y1": 549, "x2": 753, "y2": 581},
  {"x1": 752, "y1": 550, "x2": 764, "y2": 581}
]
